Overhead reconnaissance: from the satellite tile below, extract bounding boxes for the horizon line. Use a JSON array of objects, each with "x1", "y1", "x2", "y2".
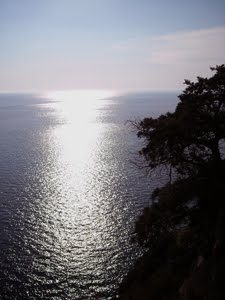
[{"x1": 0, "y1": 88, "x2": 181, "y2": 94}]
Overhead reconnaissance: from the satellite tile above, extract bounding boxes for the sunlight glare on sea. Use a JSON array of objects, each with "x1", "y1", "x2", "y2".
[
  {"x1": 43, "y1": 89, "x2": 116, "y2": 163},
  {"x1": 0, "y1": 90, "x2": 176, "y2": 298}
]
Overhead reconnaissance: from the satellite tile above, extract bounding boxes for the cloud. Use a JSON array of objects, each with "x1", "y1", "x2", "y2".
[
  {"x1": 114, "y1": 26, "x2": 225, "y2": 66},
  {"x1": 149, "y1": 27, "x2": 225, "y2": 65},
  {"x1": 110, "y1": 26, "x2": 225, "y2": 89}
]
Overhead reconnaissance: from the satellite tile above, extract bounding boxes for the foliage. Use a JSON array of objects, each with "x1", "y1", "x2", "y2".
[
  {"x1": 136, "y1": 65, "x2": 225, "y2": 176},
  {"x1": 133, "y1": 65, "x2": 225, "y2": 248},
  {"x1": 119, "y1": 66, "x2": 225, "y2": 299}
]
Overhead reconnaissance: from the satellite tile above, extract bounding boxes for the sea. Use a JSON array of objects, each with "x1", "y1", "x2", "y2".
[{"x1": 0, "y1": 90, "x2": 178, "y2": 299}]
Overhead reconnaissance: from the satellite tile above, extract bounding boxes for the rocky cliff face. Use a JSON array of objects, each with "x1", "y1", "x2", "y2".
[{"x1": 118, "y1": 223, "x2": 225, "y2": 300}]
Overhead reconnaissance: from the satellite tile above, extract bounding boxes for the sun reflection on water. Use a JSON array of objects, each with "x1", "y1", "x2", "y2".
[
  {"x1": 44, "y1": 90, "x2": 115, "y2": 164},
  {"x1": 34, "y1": 89, "x2": 130, "y2": 297},
  {"x1": 0, "y1": 89, "x2": 151, "y2": 299}
]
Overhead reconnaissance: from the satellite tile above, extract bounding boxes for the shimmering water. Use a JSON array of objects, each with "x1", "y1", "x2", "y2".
[{"x1": 0, "y1": 90, "x2": 178, "y2": 299}]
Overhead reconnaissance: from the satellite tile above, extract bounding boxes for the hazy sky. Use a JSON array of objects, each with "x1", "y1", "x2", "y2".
[{"x1": 0, "y1": 0, "x2": 225, "y2": 91}]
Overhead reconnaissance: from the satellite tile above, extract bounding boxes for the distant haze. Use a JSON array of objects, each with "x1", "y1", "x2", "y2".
[{"x1": 0, "y1": 0, "x2": 225, "y2": 92}]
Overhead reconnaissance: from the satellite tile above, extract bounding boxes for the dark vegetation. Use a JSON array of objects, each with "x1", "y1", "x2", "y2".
[{"x1": 118, "y1": 65, "x2": 225, "y2": 299}]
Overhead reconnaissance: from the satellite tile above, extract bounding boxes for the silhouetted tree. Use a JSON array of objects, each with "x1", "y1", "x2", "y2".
[
  {"x1": 119, "y1": 66, "x2": 225, "y2": 300},
  {"x1": 134, "y1": 65, "x2": 225, "y2": 249},
  {"x1": 136, "y1": 65, "x2": 225, "y2": 177}
]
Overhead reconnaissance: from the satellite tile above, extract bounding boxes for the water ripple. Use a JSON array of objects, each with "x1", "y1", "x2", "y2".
[{"x1": 0, "y1": 91, "x2": 177, "y2": 299}]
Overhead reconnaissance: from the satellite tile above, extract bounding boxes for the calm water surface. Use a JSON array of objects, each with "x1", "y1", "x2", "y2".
[{"x1": 0, "y1": 90, "x2": 178, "y2": 299}]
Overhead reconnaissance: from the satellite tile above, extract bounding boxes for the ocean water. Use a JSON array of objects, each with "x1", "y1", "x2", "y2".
[{"x1": 0, "y1": 90, "x2": 178, "y2": 299}]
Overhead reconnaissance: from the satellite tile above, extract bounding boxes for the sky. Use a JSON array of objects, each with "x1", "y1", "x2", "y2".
[{"x1": 0, "y1": 0, "x2": 225, "y2": 92}]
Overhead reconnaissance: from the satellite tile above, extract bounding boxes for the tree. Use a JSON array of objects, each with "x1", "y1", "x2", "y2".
[
  {"x1": 119, "y1": 65, "x2": 225, "y2": 300},
  {"x1": 134, "y1": 65, "x2": 225, "y2": 250},
  {"x1": 136, "y1": 65, "x2": 225, "y2": 177}
]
